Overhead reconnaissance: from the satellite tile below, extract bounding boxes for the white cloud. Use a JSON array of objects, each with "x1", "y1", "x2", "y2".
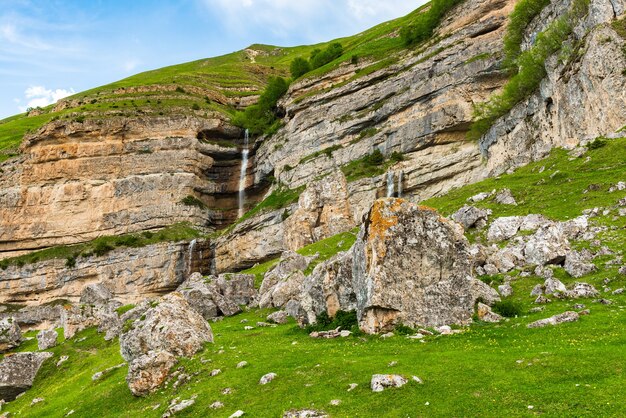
[{"x1": 18, "y1": 85, "x2": 75, "y2": 111}]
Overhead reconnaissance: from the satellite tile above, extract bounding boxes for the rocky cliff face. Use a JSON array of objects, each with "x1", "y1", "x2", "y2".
[{"x1": 1, "y1": 0, "x2": 625, "y2": 302}]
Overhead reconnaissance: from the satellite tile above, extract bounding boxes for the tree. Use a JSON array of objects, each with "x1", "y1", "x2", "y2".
[{"x1": 290, "y1": 57, "x2": 311, "y2": 79}]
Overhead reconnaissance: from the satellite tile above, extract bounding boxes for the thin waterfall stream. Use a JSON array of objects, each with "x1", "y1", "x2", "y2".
[{"x1": 238, "y1": 129, "x2": 249, "y2": 218}]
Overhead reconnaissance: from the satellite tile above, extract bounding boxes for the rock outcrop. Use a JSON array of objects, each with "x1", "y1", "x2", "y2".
[{"x1": 0, "y1": 318, "x2": 21, "y2": 352}]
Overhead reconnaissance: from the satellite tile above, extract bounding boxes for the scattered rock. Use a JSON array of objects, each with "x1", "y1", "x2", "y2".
[
  {"x1": 564, "y1": 250, "x2": 597, "y2": 278},
  {"x1": 468, "y1": 191, "x2": 493, "y2": 203},
  {"x1": 309, "y1": 328, "x2": 344, "y2": 339},
  {"x1": 612, "y1": 288, "x2": 624, "y2": 295},
  {"x1": 371, "y1": 374, "x2": 408, "y2": 392},
  {"x1": 487, "y1": 217, "x2": 523, "y2": 242},
  {"x1": 534, "y1": 295, "x2": 552, "y2": 304},
  {"x1": 236, "y1": 361, "x2": 248, "y2": 369},
  {"x1": 595, "y1": 298, "x2": 613, "y2": 305},
  {"x1": 498, "y1": 283, "x2": 513, "y2": 297},
  {"x1": 259, "y1": 252, "x2": 310, "y2": 309},
  {"x1": 126, "y1": 351, "x2": 177, "y2": 397},
  {"x1": 210, "y1": 369, "x2": 222, "y2": 377},
  {"x1": 494, "y1": 189, "x2": 517, "y2": 205},
  {"x1": 330, "y1": 400, "x2": 341, "y2": 406},
  {"x1": 531, "y1": 284, "x2": 544, "y2": 296},
  {"x1": 92, "y1": 362, "x2": 126, "y2": 381},
  {"x1": 80, "y1": 283, "x2": 114, "y2": 306},
  {"x1": 283, "y1": 410, "x2": 328, "y2": 418},
  {"x1": 162, "y1": 397, "x2": 195, "y2": 418},
  {"x1": 36, "y1": 329, "x2": 58, "y2": 350},
  {"x1": 0, "y1": 318, "x2": 22, "y2": 352},
  {"x1": 527, "y1": 311, "x2": 579, "y2": 328},
  {"x1": 56, "y1": 356, "x2": 69, "y2": 367},
  {"x1": 618, "y1": 266, "x2": 626, "y2": 275},
  {"x1": 524, "y1": 225, "x2": 568, "y2": 266},
  {"x1": 210, "y1": 401, "x2": 224, "y2": 409},
  {"x1": 229, "y1": 411, "x2": 245, "y2": 418},
  {"x1": 60, "y1": 305, "x2": 99, "y2": 340},
  {"x1": 348, "y1": 383, "x2": 358, "y2": 391},
  {"x1": 608, "y1": 181, "x2": 625, "y2": 192},
  {"x1": 244, "y1": 326, "x2": 255, "y2": 330},
  {"x1": 579, "y1": 309, "x2": 591, "y2": 316},
  {"x1": 412, "y1": 376, "x2": 424, "y2": 384},
  {"x1": 528, "y1": 307, "x2": 545, "y2": 313},
  {"x1": 259, "y1": 373, "x2": 277, "y2": 385},
  {"x1": 256, "y1": 322, "x2": 275, "y2": 328},
  {"x1": 0, "y1": 352, "x2": 53, "y2": 401},
  {"x1": 544, "y1": 278, "x2": 567, "y2": 296},
  {"x1": 30, "y1": 397, "x2": 44, "y2": 406},
  {"x1": 566, "y1": 283, "x2": 599, "y2": 299},
  {"x1": 267, "y1": 310, "x2": 289, "y2": 324}
]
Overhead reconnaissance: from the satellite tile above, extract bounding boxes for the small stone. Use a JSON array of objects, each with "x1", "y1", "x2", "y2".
[
  {"x1": 267, "y1": 311, "x2": 289, "y2": 324},
  {"x1": 57, "y1": 356, "x2": 69, "y2": 367},
  {"x1": 380, "y1": 332, "x2": 395, "y2": 339},
  {"x1": 65, "y1": 410, "x2": 75, "y2": 416},
  {"x1": 31, "y1": 397, "x2": 44, "y2": 406},
  {"x1": 534, "y1": 295, "x2": 552, "y2": 304},
  {"x1": 162, "y1": 398, "x2": 195, "y2": 418},
  {"x1": 259, "y1": 373, "x2": 277, "y2": 385},
  {"x1": 529, "y1": 307, "x2": 545, "y2": 313},
  {"x1": 229, "y1": 410, "x2": 245, "y2": 417},
  {"x1": 579, "y1": 309, "x2": 591, "y2": 316},
  {"x1": 222, "y1": 387, "x2": 233, "y2": 395},
  {"x1": 244, "y1": 326, "x2": 254, "y2": 330},
  {"x1": 494, "y1": 188, "x2": 517, "y2": 205},
  {"x1": 388, "y1": 361, "x2": 398, "y2": 367},
  {"x1": 527, "y1": 311, "x2": 579, "y2": 328},
  {"x1": 347, "y1": 383, "x2": 358, "y2": 391},
  {"x1": 530, "y1": 284, "x2": 544, "y2": 297},
  {"x1": 573, "y1": 304, "x2": 586, "y2": 310},
  {"x1": 612, "y1": 288, "x2": 624, "y2": 295},
  {"x1": 330, "y1": 400, "x2": 341, "y2": 406},
  {"x1": 210, "y1": 369, "x2": 222, "y2": 376},
  {"x1": 596, "y1": 298, "x2": 613, "y2": 305},
  {"x1": 412, "y1": 376, "x2": 424, "y2": 384},
  {"x1": 339, "y1": 330, "x2": 351, "y2": 338},
  {"x1": 498, "y1": 283, "x2": 513, "y2": 297},
  {"x1": 436, "y1": 325, "x2": 452, "y2": 335},
  {"x1": 240, "y1": 319, "x2": 248, "y2": 323},
  {"x1": 210, "y1": 401, "x2": 224, "y2": 409},
  {"x1": 236, "y1": 361, "x2": 248, "y2": 369},
  {"x1": 407, "y1": 333, "x2": 424, "y2": 339}
]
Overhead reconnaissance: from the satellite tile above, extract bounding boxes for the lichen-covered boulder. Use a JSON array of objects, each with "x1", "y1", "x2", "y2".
[
  {"x1": 0, "y1": 318, "x2": 21, "y2": 352},
  {"x1": 126, "y1": 350, "x2": 177, "y2": 397},
  {"x1": 120, "y1": 293, "x2": 213, "y2": 362},
  {"x1": 352, "y1": 198, "x2": 499, "y2": 333},
  {"x1": 0, "y1": 352, "x2": 53, "y2": 401}
]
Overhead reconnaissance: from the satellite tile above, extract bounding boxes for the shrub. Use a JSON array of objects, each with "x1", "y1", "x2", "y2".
[
  {"x1": 232, "y1": 76, "x2": 289, "y2": 135},
  {"x1": 191, "y1": 103, "x2": 200, "y2": 110},
  {"x1": 588, "y1": 137, "x2": 607, "y2": 150},
  {"x1": 180, "y1": 195, "x2": 207, "y2": 209},
  {"x1": 65, "y1": 256, "x2": 76, "y2": 268},
  {"x1": 502, "y1": 0, "x2": 552, "y2": 71},
  {"x1": 310, "y1": 43, "x2": 344, "y2": 69},
  {"x1": 492, "y1": 299, "x2": 523, "y2": 317},
  {"x1": 401, "y1": 0, "x2": 463, "y2": 47},
  {"x1": 93, "y1": 241, "x2": 115, "y2": 257},
  {"x1": 395, "y1": 324, "x2": 416, "y2": 335},
  {"x1": 305, "y1": 310, "x2": 358, "y2": 332},
  {"x1": 290, "y1": 57, "x2": 311, "y2": 79},
  {"x1": 351, "y1": 54, "x2": 359, "y2": 65}
]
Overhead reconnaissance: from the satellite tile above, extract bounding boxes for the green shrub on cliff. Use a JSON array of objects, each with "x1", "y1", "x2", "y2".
[
  {"x1": 290, "y1": 57, "x2": 311, "y2": 79},
  {"x1": 232, "y1": 76, "x2": 289, "y2": 135},
  {"x1": 401, "y1": 0, "x2": 463, "y2": 47}
]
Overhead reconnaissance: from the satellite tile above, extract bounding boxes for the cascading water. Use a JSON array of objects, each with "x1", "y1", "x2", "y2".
[
  {"x1": 238, "y1": 129, "x2": 250, "y2": 218},
  {"x1": 397, "y1": 171, "x2": 403, "y2": 197},
  {"x1": 386, "y1": 170, "x2": 395, "y2": 197},
  {"x1": 187, "y1": 238, "x2": 197, "y2": 275}
]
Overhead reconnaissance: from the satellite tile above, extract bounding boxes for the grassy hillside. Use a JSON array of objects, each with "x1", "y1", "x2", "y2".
[
  {"x1": 0, "y1": 4, "x2": 432, "y2": 162},
  {"x1": 3, "y1": 138, "x2": 626, "y2": 417}
]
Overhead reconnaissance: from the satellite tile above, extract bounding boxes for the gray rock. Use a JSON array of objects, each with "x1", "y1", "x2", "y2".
[
  {"x1": 236, "y1": 361, "x2": 248, "y2": 369},
  {"x1": 566, "y1": 282, "x2": 599, "y2": 299},
  {"x1": 36, "y1": 329, "x2": 58, "y2": 350},
  {"x1": 535, "y1": 265, "x2": 554, "y2": 279},
  {"x1": 0, "y1": 352, "x2": 53, "y2": 401},
  {"x1": 564, "y1": 250, "x2": 597, "y2": 278},
  {"x1": 370, "y1": 374, "x2": 408, "y2": 392},
  {"x1": 60, "y1": 305, "x2": 99, "y2": 340},
  {"x1": 617, "y1": 265, "x2": 626, "y2": 275},
  {"x1": 534, "y1": 295, "x2": 552, "y2": 304},
  {"x1": 544, "y1": 278, "x2": 567, "y2": 295},
  {"x1": 229, "y1": 411, "x2": 245, "y2": 418},
  {"x1": 487, "y1": 217, "x2": 523, "y2": 242},
  {"x1": 92, "y1": 362, "x2": 126, "y2": 381},
  {"x1": 267, "y1": 310, "x2": 288, "y2": 324},
  {"x1": 259, "y1": 251, "x2": 310, "y2": 309},
  {"x1": 530, "y1": 284, "x2": 544, "y2": 297},
  {"x1": 98, "y1": 313, "x2": 123, "y2": 341},
  {"x1": 608, "y1": 181, "x2": 625, "y2": 192},
  {"x1": 162, "y1": 397, "x2": 195, "y2": 418},
  {"x1": 476, "y1": 303, "x2": 503, "y2": 323},
  {"x1": 451, "y1": 205, "x2": 492, "y2": 229},
  {"x1": 126, "y1": 351, "x2": 177, "y2": 397},
  {"x1": 468, "y1": 191, "x2": 493, "y2": 203},
  {"x1": 283, "y1": 410, "x2": 328, "y2": 418},
  {"x1": 80, "y1": 283, "x2": 114, "y2": 306},
  {"x1": 0, "y1": 318, "x2": 22, "y2": 352},
  {"x1": 524, "y1": 225, "x2": 569, "y2": 266},
  {"x1": 259, "y1": 373, "x2": 277, "y2": 385},
  {"x1": 527, "y1": 311, "x2": 579, "y2": 328},
  {"x1": 498, "y1": 283, "x2": 513, "y2": 298},
  {"x1": 494, "y1": 189, "x2": 517, "y2": 205}
]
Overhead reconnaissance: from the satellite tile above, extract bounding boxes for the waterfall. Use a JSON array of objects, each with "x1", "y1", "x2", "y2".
[
  {"x1": 238, "y1": 129, "x2": 250, "y2": 218},
  {"x1": 397, "y1": 171, "x2": 403, "y2": 198},
  {"x1": 187, "y1": 239, "x2": 197, "y2": 275},
  {"x1": 386, "y1": 170, "x2": 395, "y2": 197}
]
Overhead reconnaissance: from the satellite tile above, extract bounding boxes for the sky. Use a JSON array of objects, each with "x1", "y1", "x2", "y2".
[{"x1": 0, "y1": 0, "x2": 425, "y2": 119}]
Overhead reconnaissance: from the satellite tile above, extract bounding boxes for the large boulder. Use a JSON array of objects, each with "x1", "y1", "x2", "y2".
[
  {"x1": 120, "y1": 293, "x2": 213, "y2": 396},
  {"x1": 523, "y1": 225, "x2": 569, "y2": 266},
  {"x1": 259, "y1": 252, "x2": 311, "y2": 309},
  {"x1": 120, "y1": 293, "x2": 213, "y2": 362},
  {"x1": 564, "y1": 250, "x2": 597, "y2": 278},
  {"x1": 451, "y1": 205, "x2": 492, "y2": 229},
  {"x1": 0, "y1": 352, "x2": 53, "y2": 401},
  {"x1": 352, "y1": 198, "x2": 498, "y2": 333},
  {"x1": 37, "y1": 329, "x2": 58, "y2": 350},
  {"x1": 177, "y1": 272, "x2": 256, "y2": 320},
  {"x1": 60, "y1": 305, "x2": 99, "y2": 340},
  {"x1": 0, "y1": 318, "x2": 22, "y2": 352}
]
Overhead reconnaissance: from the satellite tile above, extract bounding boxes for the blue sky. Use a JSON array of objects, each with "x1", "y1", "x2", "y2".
[{"x1": 0, "y1": 0, "x2": 424, "y2": 119}]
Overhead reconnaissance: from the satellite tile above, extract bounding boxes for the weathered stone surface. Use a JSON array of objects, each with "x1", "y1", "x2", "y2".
[
  {"x1": 61, "y1": 305, "x2": 99, "y2": 340},
  {"x1": 126, "y1": 351, "x2": 177, "y2": 397},
  {"x1": 564, "y1": 250, "x2": 597, "y2": 278},
  {"x1": 487, "y1": 217, "x2": 523, "y2": 242},
  {"x1": 352, "y1": 198, "x2": 499, "y2": 333},
  {"x1": 80, "y1": 283, "x2": 114, "y2": 306},
  {"x1": 284, "y1": 171, "x2": 356, "y2": 250},
  {"x1": 370, "y1": 374, "x2": 408, "y2": 392},
  {"x1": 36, "y1": 329, "x2": 58, "y2": 350},
  {"x1": 283, "y1": 410, "x2": 328, "y2": 418},
  {"x1": 259, "y1": 373, "x2": 277, "y2": 385},
  {"x1": 259, "y1": 252, "x2": 310, "y2": 309},
  {"x1": 494, "y1": 189, "x2": 517, "y2": 205},
  {"x1": 476, "y1": 303, "x2": 503, "y2": 323},
  {"x1": 451, "y1": 205, "x2": 492, "y2": 229},
  {"x1": 544, "y1": 278, "x2": 567, "y2": 296},
  {"x1": 120, "y1": 293, "x2": 213, "y2": 363},
  {"x1": 0, "y1": 318, "x2": 21, "y2": 352},
  {"x1": 0, "y1": 352, "x2": 53, "y2": 401},
  {"x1": 566, "y1": 282, "x2": 599, "y2": 299},
  {"x1": 267, "y1": 310, "x2": 288, "y2": 324},
  {"x1": 523, "y1": 225, "x2": 569, "y2": 266},
  {"x1": 527, "y1": 311, "x2": 579, "y2": 328}
]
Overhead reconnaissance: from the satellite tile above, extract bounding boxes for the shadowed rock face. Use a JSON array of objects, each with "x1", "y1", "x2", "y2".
[{"x1": 0, "y1": 352, "x2": 53, "y2": 401}]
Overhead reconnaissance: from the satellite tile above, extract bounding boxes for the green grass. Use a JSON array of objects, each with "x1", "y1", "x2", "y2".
[
  {"x1": 229, "y1": 185, "x2": 305, "y2": 230},
  {"x1": 0, "y1": 223, "x2": 202, "y2": 270},
  {"x1": 340, "y1": 149, "x2": 404, "y2": 182},
  {"x1": 423, "y1": 137, "x2": 626, "y2": 220}
]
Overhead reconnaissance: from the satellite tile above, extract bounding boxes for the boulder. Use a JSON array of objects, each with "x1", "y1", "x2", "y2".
[
  {"x1": 494, "y1": 189, "x2": 517, "y2": 205},
  {"x1": 564, "y1": 250, "x2": 597, "y2": 278},
  {"x1": 98, "y1": 313, "x2": 123, "y2": 341},
  {"x1": 126, "y1": 351, "x2": 177, "y2": 397},
  {"x1": 451, "y1": 205, "x2": 492, "y2": 229},
  {"x1": 80, "y1": 283, "x2": 114, "y2": 306},
  {"x1": 476, "y1": 303, "x2": 503, "y2": 323},
  {"x1": 0, "y1": 318, "x2": 21, "y2": 352},
  {"x1": 259, "y1": 373, "x2": 277, "y2": 385},
  {"x1": 352, "y1": 199, "x2": 497, "y2": 333},
  {"x1": 498, "y1": 283, "x2": 513, "y2": 297},
  {"x1": 370, "y1": 374, "x2": 408, "y2": 392},
  {"x1": 487, "y1": 217, "x2": 523, "y2": 242},
  {"x1": 36, "y1": 329, "x2": 58, "y2": 350},
  {"x1": 527, "y1": 311, "x2": 579, "y2": 328},
  {"x1": 259, "y1": 252, "x2": 310, "y2": 309},
  {"x1": 523, "y1": 225, "x2": 569, "y2": 266},
  {"x1": 0, "y1": 352, "x2": 53, "y2": 401},
  {"x1": 566, "y1": 282, "x2": 599, "y2": 299},
  {"x1": 267, "y1": 310, "x2": 288, "y2": 324},
  {"x1": 544, "y1": 278, "x2": 567, "y2": 295},
  {"x1": 60, "y1": 305, "x2": 99, "y2": 340},
  {"x1": 467, "y1": 191, "x2": 493, "y2": 203},
  {"x1": 120, "y1": 293, "x2": 213, "y2": 363}
]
